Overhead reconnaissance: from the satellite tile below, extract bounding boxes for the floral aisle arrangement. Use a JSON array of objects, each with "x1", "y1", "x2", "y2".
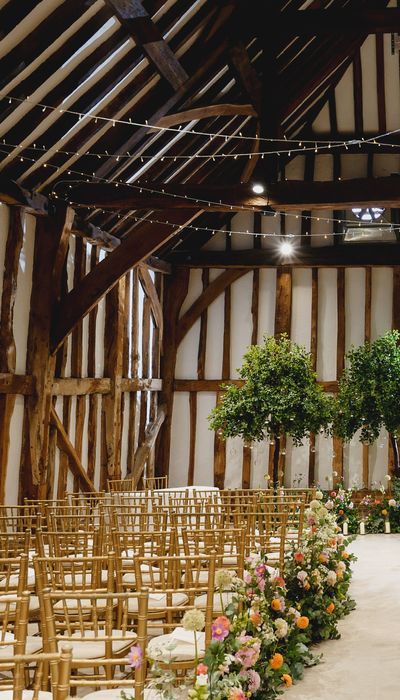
[
  {"x1": 321, "y1": 478, "x2": 400, "y2": 534},
  {"x1": 321, "y1": 485, "x2": 360, "y2": 534},
  {"x1": 126, "y1": 494, "x2": 356, "y2": 700}
]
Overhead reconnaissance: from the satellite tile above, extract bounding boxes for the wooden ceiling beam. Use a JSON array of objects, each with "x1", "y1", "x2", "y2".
[
  {"x1": 156, "y1": 103, "x2": 257, "y2": 127},
  {"x1": 68, "y1": 175, "x2": 400, "y2": 212},
  {"x1": 168, "y1": 244, "x2": 400, "y2": 268},
  {"x1": 104, "y1": 0, "x2": 188, "y2": 89},
  {"x1": 51, "y1": 209, "x2": 201, "y2": 353},
  {"x1": 271, "y1": 9, "x2": 400, "y2": 36}
]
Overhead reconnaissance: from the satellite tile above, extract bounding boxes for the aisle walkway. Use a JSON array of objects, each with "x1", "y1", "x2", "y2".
[{"x1": 288, "y1": 534, "x2": 400, "y2": 700}]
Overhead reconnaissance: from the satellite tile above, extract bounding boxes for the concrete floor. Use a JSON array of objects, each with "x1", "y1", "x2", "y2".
[{"x1": 288, "y1": 534, "x2": 400, "y2": 700}]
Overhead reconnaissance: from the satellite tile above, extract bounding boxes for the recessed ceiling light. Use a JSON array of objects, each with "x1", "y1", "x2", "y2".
[{"x1": 252, "y1": 183, "x2": 265, "y2": 194}]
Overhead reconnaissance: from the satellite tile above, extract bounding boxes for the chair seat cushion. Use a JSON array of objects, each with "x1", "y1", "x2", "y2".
[
  {"x1": 128, "y1": 592, "x2": 188, "y2": 613},
  {"x1": 53, "y1": 597, "x2": 110, "y2": 612},
  {"x1": 0, "y1": 595, "x2": 39, "y2": 614},
  {"x1": 148, "y1": 628, "x2": 205, "y2": 662},
  {"x1": 194, "y1": 591, "x2": 234, "y2": 613},
  {"x1": 122, "y1": 564, "x2": 161, "y2": 586},
  {"x1": 0, "y1": 568, "x2": 36, "y2": 589},
  {"x1": 0, "y1": 636, "x2": 43, "y2": 658},
  {"x1": 0, "y1": 692, "x2": 53, "y2": 699},
  {"x1": 60, "y1": 630, "x2": 137, "y2": 659}
]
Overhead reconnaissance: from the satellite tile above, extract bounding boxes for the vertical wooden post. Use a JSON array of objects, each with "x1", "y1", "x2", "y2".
[
  {"x1": 20, "y1": 204, "x2": 74, "y2": 501},
  {"x1": 101, "y1": 278, "x2": 125, "y2": 488},
  {"x1": 127, "y1": 269, "x2": 139, "y2": 475},
  {"x1": 308, "y1": 268, "x2": 318, "y2": 486},
  {"x1": 269, "y1": 267, "x2": 292, "y2": 483},
  {"x1": 333, "y1": 268, "x2": 345, "y2": 487},
  {"x1": 87, "y1": 246, "x2": 100, "y2": 486},
  {"x1": 156, "y1": 268, "x2": 189, "y2": 478},
  {"x1": 0, "y1": 210, "x2": 24, "y2": 503}
]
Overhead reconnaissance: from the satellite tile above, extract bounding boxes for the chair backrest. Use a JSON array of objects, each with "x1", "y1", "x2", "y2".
[
  {"x1": 33, "y1": 553, "x2": 114, "y2": 596},
  {"x1": 0, "y1": 645, "x2": 72, "y2": 700},
  {"x1": 142, "y1": 475, "x2": 169, "y2": 490},
  {"x1": 40, "y1": 588, "x2": 148, "y2": 699},
  {"x1": 0, "y1": 591, "x2": 30, "y2": 661}
]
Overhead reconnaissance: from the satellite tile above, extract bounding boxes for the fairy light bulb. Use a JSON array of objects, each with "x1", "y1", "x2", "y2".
[{"x1": 280, "y1": 240, "x2": 294, "y2": 256}]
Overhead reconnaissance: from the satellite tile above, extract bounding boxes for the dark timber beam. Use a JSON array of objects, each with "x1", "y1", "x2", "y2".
[
  {"x1": 51, "y1": 209, "x2": 201, "y2": 354},
  {"x1": 168, "y1": 244, "x2": 400, "y2": 268},
  {"x1": 272, "y1": 9, "x2": 400, "y2": 36},
  {"x1": 104, "y1": 0, "x2": 188, "y2": 89},
  {"x1": 69, "y1": 176, "x2": 400, "y2": 212}
]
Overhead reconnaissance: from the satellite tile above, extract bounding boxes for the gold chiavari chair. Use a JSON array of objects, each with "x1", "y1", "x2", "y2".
[
  {"x1": 40, "y1": 588, "x2": 148, "y2": 689},
  {"x1": 136, "y1": 554, "x2": 216, "y2": 677},
  {"x1": 142, "y1": 475, "x2": 169, "y2": 490},
  {"x1": 0, "y1": 530, "x2": 31, "y2": 559},
  {"x1": 0, "y1": 554, "x2": 41, "y2": 623},
  {"x1": 0, "y1": 646, "x2": 72, "y2": 700},
  {"x1": 45, "y1": 505, "x2": 104, "y2": 532},
  {"x1": 0, "y1": 591, "x2": 34, "y2": 671},
  {"x1": 34, "y1": 554, "x2": 113, "y2": 606},
  {"x1": 107, "y1": 478, "x2": 135, "y2": 493},
  {"x1": 36, "y1": 527, "x2": 105, "y2": 560},
  {"x1": 113, "y1": 528, "x2": 178, "y2": 590}
]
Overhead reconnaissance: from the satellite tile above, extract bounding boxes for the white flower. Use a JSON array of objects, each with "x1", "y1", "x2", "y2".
[
  {"x1": 309, "y1": 499, "x2": 321, "y2": 510},
  {"x1": 336, "y1": 561, "x2": 346, "y2": 572},
  {"x1": 315, "y1": 490, "x2": 323, "y2": 500},
  {"x1": 288, "y1": 606, "x2": 300, "y2": 619},
  {"x1": 325, "y1": 500, "x2": 334, "y2": 510},
  {"x1": 389, "y1": 499, "x2": 397, "y2": 507},
  {"x1": 297, "y1": 570, "x2": 308, "y2": 583},
  {"x1": 274, "y1": 618, "x2": 288, "y2": 638},
  {"x1": 326, "y1": 570, "x2": 337, "y2": 586},
  {"x1": 182, "y1": 609, "x2": 205, "y2": 632},
  {"x1": 196, "y1": 674, "x2": 208, "y2": 687},
  {"x1": 215, "y1": 569, "x2": 234, "y2": 590},
  {"x1": 385, "y1": 474, "x2": 392, "y2": 481}
]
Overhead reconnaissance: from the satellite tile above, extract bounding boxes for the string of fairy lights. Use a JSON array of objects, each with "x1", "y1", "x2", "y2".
[{"x1": 1, "y1": 94, "x2": 399, "y2": 251}]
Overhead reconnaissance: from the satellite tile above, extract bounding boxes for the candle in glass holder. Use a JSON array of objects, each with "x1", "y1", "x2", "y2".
[
  {"x1": 359, "y1": 520, "x2": 365, "y2": 535},
  {"x1": 385, "y1": 519, "x2": 391, "y2": 534},
  {"x1": 342, "y1": 521, "x2": 348, "y2": 536}
]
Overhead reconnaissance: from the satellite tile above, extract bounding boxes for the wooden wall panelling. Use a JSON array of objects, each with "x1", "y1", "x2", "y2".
[
  {"x1": 188, "y1": 391, "x2": 197, "y2": 486},
  {"x1": 101, "y1": 278, "x2": 125, "y2": 488},
  {"x1": 50, "y1": 406, "x2": 95, "y2": 492},
  {"x1": 333, "y1": 268, "x2": 345, "y2": 487},
  {"x1": 308, "y1": 268, "x2": 318, "y2": 486},
  {"x1": 0, "y1": 210, "x2": 23, "y2": 504},
  {"x1": 87, "y1": 246, "x2": 100, "y2": 486},
  {"x1": 156, "y1": 268, "x2": 190, "y2": 478},
  {"x1": 127, "y1": 269, "x2": 139, "y2": 475},
  {"x1": 19, "y1": 205, "x2": 74, "y2": 501}
]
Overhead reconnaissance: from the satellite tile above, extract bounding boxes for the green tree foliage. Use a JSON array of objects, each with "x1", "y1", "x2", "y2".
[
  {"x1": 333, "y1": 330, "x2": 400, "y2": 477},
  {"x1": 208, "y1": 334, "x2": 332, "y2": 485}
]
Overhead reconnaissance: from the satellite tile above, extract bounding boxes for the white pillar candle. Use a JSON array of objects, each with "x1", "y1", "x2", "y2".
[
  {"x1": 359, "y1": 520, "x2": 365, "y2": 535},
  {"x1": 385, "y1": 519, "x2": 391, "y2": 534},
  {"x1": 342, "y1": 521, "x2": 348, "y2": 536}
]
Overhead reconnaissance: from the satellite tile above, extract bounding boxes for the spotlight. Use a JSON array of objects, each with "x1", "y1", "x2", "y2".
[
  {"x1": 280, "y1": 240, "x2": 294, "y2": 256},
  {"x1": 252, "y1": 182, "x2": 265, "y2": 194}
]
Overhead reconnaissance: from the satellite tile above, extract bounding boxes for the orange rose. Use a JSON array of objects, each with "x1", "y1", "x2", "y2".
[
  {"x1": 250, "y1": 611, "x2": 262, "y2": 626},
  {"x1": 269, "y1": 653, "x2": 284, "y2": 670},
  {"x1": 296, "y1": 616, "x2": 309, "y2": 630},
  {"x1": 326, "y1": 602, "x2": 335, "y2": 614},
  {"x1": 271, "y1": 598, "x2": 282, "y2": 612},
  {"x1": 328, "y1": 538, "x2": 337, "y2": 547},
  {"x1": 319, "y1": 553, "x2": 328, "y2": 564},
  {"x1": 304, "y1": 581, "x2": 311, "y2": 591},
  {"x1": 282, "y1": 674, "x2": 293, "y2": 687},
  {"x1": 338, "y1": 509, "x2": 344, "y2": 516},
  {"x1": 342, "y1": 551, "x2": 349, "y2": 560},
  {"x1": 336, "y1": 571, "x2": 344, "y2": 580}
]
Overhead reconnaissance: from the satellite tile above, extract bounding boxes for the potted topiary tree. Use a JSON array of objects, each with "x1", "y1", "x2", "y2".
[
  {"x1": 208, "y1": 334, "x2": 333, "y2": 486},
  {"x1": 333, "y1": 330, "x2": 400, "y2": 479}
]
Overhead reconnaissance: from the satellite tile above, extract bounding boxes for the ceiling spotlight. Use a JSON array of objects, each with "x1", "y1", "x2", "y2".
[
  {"x1": 280, "y1": 240, "x2": 294, "y2": 256},
  {"x1": 252, "y1": 182, "x2": 265, "y2": 194}
]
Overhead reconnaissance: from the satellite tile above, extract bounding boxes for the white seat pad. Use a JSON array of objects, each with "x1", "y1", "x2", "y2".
[
  {"x1": 148, "y1": 628, "x2": 205, "y2": 663},
  {"x1": 128, "y1": 592, "x2": 188, "y2": 613},
  {"x1": 0, "y1": 568, "x2": 36, "y2": 588},
  {"x1": 194, "y1": 591, "x2": 234, "y2": 612},
  {"x1": 0, "y1": 595, "x2": 39, "y2": 613},
  {"x1": 59, "y1": 630, "x2": 137, "y2": 659},
  {"x1": 0, "y1": 692, "x2": 53, "y2": 699},
  {"x1": 0, "y1": 636, "x2": 43, "y2": 658}
]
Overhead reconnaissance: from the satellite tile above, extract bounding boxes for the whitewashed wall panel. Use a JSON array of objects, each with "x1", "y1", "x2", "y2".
[
  {"x1": 193, "y1": 393, "x2": 216, "y2": 486},
  {"x1": 230, "y1": 272, "x2": 253, "y2": 378},
  {"x1": 317, "y1": 269, "x2": 338, "y2": 381}
]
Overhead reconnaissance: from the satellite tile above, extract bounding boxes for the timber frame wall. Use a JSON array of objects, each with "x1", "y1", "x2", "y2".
[
  {"x1": 160, "y1": 213, "x2": 400, "y2": 492},
  {"x1": 0, "y1": 203, "x2": 164, "y2": 503}
]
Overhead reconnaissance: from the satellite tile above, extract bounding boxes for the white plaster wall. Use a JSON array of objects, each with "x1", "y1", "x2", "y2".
[
  {"x1": 371, "y1": 268, "x2": 393, "y2": 340},
  {"x1": 120, "y1": 394, "x2": 130, "y2": 478},
  {"x1": 94, "y1": 396, "x2": 103, "y2": 491},
  {"x1": 4, "y1": 396, "x2": 24, "y2": 504},
  {"x1": 361, "y1": 36, "x2": 379, "y2": 132},
  {"x1": 193, "y1": 393, "x2": 216, "y2": 486},
  {"x1": 291, "y1": 269, "x2": 312, "y2": 350},
  {"x1": 251, "y1": 440, "x2": 269, "y2": 489},
  {"x1": 285, "y1": 436, "x2": 310, "y2": 488},
  {"x1": 175, "y1": 321, "x2": 200, "y2": 379},
  {"x1": 169, "y1": 392, "x2": 190, "y2": 486},
  {"x1": 224, "y1": 436, "x2": 244, "y2": 488},
  {"x1": 345, "y1": 268, "x2": 365, "y2": 354},
  {"x1": 257, "y1": 269, "x2": 276, "y2": 342},
  {"x1": 204, "y1": 270, "x2": 225, "y2": 379},
  {"x1": 316, "y1": 269, "x2": 338, "y2": 381},
  {"x1": 230, "y1": 272, "x2": 253, "y2": 378}
]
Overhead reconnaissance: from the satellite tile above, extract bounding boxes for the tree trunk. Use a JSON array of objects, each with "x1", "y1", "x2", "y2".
[
  {"x1": 273, "y1": 436, "x2": 280, "y2": 488},
  {"x1": 389, "y1": 433, "x2": 400, "y2": 479}
]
